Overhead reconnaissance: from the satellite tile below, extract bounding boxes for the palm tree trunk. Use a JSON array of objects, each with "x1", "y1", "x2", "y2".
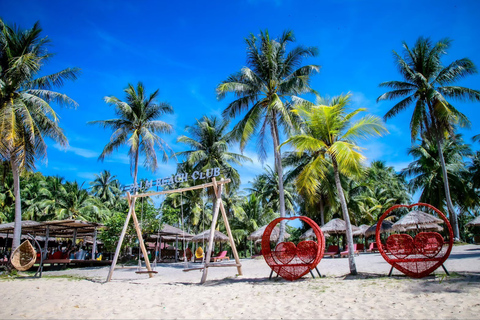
[
  {"x1": 332, "y1": 159, "x2": 357, "y2": 275},
  {"x1": 270, "y1": 113, "x2": 287, "y2": 244},
  {"x1": 11, "y1": 159, "x2": 22, "y2": 251},
  {"x1": 133, "y1": 148, "x2": 140, "y2": 187},
  {"x1": 436, "y1": 139, "x2": 460, "y2": 240}
]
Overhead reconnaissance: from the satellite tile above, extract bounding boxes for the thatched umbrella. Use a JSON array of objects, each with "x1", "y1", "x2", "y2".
[
  {"x1": 392, "y1": 210, "x2": 443, "y2": 231},
  {"x1": 321, "y1": 218, "x2": 360, "y2": 234},
  {"x1": 400, "y1": 223, "x2": 443, "y2": 232},
  {"x1": 192, "y1": 230, "x2": 229, "y2": 243},
  {"x1": 466, "y1": 215, "x2": 480, "y2": 227},
  {"x1": 365, "y1": 220, "x2": 394, "y2": 238},
  {"x1": 247, "y1": 224, "x2": 290, "y2": 242},
  {"x1": 352, "y1": 224, "x2": 369, "y2": 237},
  {"x1": 299, "y1": 228, "x2": 330, "y2": 240}
]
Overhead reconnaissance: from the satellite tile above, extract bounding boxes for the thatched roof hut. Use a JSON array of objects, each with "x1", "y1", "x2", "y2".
[
  {"x1": 392, "y1": 210, "x2": 443, "y2": 231},
  {"x1": 247, "y1": 224, "x2": 290, "y2": 242},
  {"x1": 466, "y1": 215, "x2": 480, "y2": 227},
  {"x1": 299, "y1": 228, "x2": 329, "y2": 240}
]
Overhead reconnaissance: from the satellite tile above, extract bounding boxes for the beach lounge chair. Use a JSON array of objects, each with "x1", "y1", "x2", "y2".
[
  {"x1": 323, "y1": 245, "x2": 339, "y2": 258},
  {"x1": 194, "y1": 247, "x2": 204, "y2": 262},
  {"x1": 367, "y1": 242, "x2": 379, "y2": 253},
  {"x1": 212, "y1": 251, "x2": 229, "y2": 262},
  {"x1": 340, "y1": 244, "x2": 359, "y2": 257}
]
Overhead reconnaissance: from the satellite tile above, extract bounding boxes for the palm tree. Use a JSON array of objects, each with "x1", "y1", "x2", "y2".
[
  {"x1": 21, "y1": 172, "x2": 49, "y2": 221},
  {"x1": 175, "y1": 115, "x2": 251, "y2": 189},
  {"x1": 0, "y1": 19, "x2": 79, "y2": 249},
  {"x1": 248, "y1": 165, "x2": 295, "y2": 215},
  {"x1": 217, "y1": 30, "x2": 319, "y2": 242},
  {"x1": 377, "y1": 37, "x2": 480, "y2": 239},
  {"x1": 401, "y1": 135, "x2": 475, "y2": 215},
  {"x1": 90, "y1": 170, "x2": 121, "y2": 206},
  {"x1": 89, "y1": 82, "x2": 174, "y2": 186},
  {"x1": 282, "y1": 93, "x2": 388, "y2": 274},
  {"x1": 55, "y1": 181, "x2": 108, "y2": 221}
]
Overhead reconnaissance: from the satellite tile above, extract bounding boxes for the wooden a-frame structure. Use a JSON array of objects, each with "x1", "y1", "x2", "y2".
[{"x1": 106, "y1": 177, "x2": 242, "y2": 284}]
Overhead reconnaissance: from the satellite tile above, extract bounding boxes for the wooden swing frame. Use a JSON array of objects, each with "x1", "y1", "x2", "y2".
[{"x1": 106, "y1": 177, "x2": 242, "y2": 284}]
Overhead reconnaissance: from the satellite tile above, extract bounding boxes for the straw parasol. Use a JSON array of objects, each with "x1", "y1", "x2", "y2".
[
  {"x1": 466, "y1": 215, "x2": 480, "y2": 227},
  {"x1": 365, "y1": 220, "x2": 394, "y2": 237},
  {"x1": 321, "y1": 218, "x2": 360, "y2": 235},
  {"x1": 392, "y1": 210, "x2": 443, "y2": 231},
  {"x1": 300, "y1": 228, "x2": 330, "y2": 239},
  {"x1": 400, "y1": 223, "x2": 444, "y2": 232},
  {"x1": 352, "y1": 224, "x2": 370, "y2": 237},
  {"x1": 247, "y1": 224, "x2": 290, "y2": 242},
  {"x1": 192, "y1": 230, "x2": 229, "y2": 243}
]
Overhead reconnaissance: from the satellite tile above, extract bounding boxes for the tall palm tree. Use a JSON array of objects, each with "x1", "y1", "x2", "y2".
[
  {"x1": 0, "y1": 19, "x2": 79, "y2": 249},
  {"x1": 175, "y1": 115, "x2": 251, "y2": 189},
  {"x1": 282, "y1": 93, "x2": 388, "y2": 274},
  {"x1": 377, "y1": 37, "x2": 480, "y2": 239},
  {"x1": 89, "y1": 82, "x2": 174, "y2": 186},
  {"x1": 217, "y1": 30, "x2": 319, "y2": 242},
  {"x1": 401, "y1": 135, "x2": 475, "y2": 214},
  {"x1": 89, "y1": 170, "x2": 121, "y2": 206}
]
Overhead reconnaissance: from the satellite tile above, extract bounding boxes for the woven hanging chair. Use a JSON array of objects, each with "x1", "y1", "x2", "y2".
[{"x1": 11, "y1": 240, "x2": 37, "y2": 271}]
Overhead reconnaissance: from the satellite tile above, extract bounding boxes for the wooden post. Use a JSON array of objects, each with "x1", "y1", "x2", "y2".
[
  {"x1": 175, "y1": 235, "x2": 178, "y2": 262},
  {"x1": 73, "y1": 228, "x2": 77, "y2": 245},
  {"x1": 43, "y1": 226, "x2": 49, "y2": 260},
  {"x1": 106, "y1": 193, "x2": 135, "y2": 282},
  {"x1": 91, "y1": 227, "x2": 97, "y2": 260},
  {"x1": 213, "y1": 178, "x2": 243, "y2": 276},
  {"x1": 130, "y1": 202, "x2": 154, "y2": 278},
  {"x1": 200, "y1": 178, "x2": 223, "y2": 284}
]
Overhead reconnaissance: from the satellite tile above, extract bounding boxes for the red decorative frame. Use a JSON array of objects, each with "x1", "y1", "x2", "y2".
[
  {"x1": 262, "y1": 216, "x2": 325, "y2": 281},
  {"x1": 376, "y1": 203, "x2": 454, "y2": 278}
]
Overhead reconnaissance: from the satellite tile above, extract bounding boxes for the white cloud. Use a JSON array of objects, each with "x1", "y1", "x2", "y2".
[{"x1": 53, "y1": 143, "x2": 98, "y2": 158}]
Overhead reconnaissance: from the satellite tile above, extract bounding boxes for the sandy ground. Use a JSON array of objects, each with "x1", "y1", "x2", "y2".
[{"x1": 2, "y1": 244, "x2": 480, "y2": 319}]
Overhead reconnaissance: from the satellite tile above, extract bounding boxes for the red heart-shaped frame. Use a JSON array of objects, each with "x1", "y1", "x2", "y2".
[
  {"x1": 377, "y1": 203, "x2": 453, "y2": 278},
  {"x1": 262, "y1": 216, "x2": 325, "y2": 281}
]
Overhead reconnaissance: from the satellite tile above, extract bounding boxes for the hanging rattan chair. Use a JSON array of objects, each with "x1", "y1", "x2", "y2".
[{"x1": 11, "y1": 240, "x2": 37, "y2": 271}]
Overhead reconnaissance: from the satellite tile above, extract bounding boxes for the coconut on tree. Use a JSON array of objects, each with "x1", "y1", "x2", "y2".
[
  {"x1": 0, "y1": 19, "x2": 80, "y2": 250},
  {"x1": 377, "y1": 37, "x2": 480, "y2": 239},
  {"x1": 281, "y1": 93, "x2": 388, "y2": 274},
  {"x1": 217, "y1": 30, "x2": 319, "y2": 242}
]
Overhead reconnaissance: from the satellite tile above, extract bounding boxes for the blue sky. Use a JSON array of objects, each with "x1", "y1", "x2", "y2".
[{"x1": 2, "y1": 0, "x2": 480, "y2": 197}]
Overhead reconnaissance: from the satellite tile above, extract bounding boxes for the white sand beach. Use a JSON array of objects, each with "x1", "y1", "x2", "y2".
[{"x1": 2, "y1": 244, "x2": 480, "y2": 319}]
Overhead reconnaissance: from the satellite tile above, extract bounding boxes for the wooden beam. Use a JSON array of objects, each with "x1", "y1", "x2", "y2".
[
  {"x1": 211, "y1": 178, "x2": 242, "y2": 276},
  {"x1": 218, "y1": 200, "x2": 243, "y2": 276},
  {"x1": 106, "y1": 192, "x2": 135, "y2": 282},
  {"x1": 200, "y1": 177, "x2": 223, "y2": 284},
  {"x1": 91, "y1": 227, "x2": 97, "y2": 260},
  {"x1": 130, "y1": 203, "x2": 154, "y2": 278},
  {"x1": 130, "y1": 179, "x2": 231, "y2": 199}
]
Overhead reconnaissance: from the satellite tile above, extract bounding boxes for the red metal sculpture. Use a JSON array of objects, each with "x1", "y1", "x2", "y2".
[
  {"x1": 262, "y1": 216, "x2": 325, "y2": 281},
  {"x1": 376, "y1": 203, "x2": 454, "y2": 278}
]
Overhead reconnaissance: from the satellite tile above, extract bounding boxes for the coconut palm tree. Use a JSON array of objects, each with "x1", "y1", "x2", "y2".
[
  {"x1": 401, "y1": 135, "x2": 475, "y2": 214},
  {"x1": 55, "y1": 181, "x2": 108, "y2": 221},
  {"x1": 175, "y1": 115, "x2": 251, "y2": 189},
  {"x1": 0, "y1": 19, "x2": 79, "y2": 249},
  {"x1": 377, "y1": 37, "x2": 480, "y2": 239},
  {"x1": 89, "y1": 82, "x2": 173, "y2": 186},
  {"x1": 217, "y1": 30, "x2": 319, "y2": 242},
  {"x1": 248, "y1": 165, "x2": 295, "y2": 215},
  {"x1": 90, "y1": 170, "x2": 121, "y2": 206},
  {"x1": 282, "y1": 93, "x2": 388, "y2": 274}
]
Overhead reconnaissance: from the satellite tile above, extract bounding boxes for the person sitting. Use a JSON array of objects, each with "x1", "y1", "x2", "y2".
[{"x1": 74, "y1": 246, "x2": 86, "y2": 260}]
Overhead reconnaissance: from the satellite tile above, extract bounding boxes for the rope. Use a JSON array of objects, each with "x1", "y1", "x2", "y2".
[
  {"x1": 137, "y1": 196, "x2": 144, "y2": 271},
  {"x1": 180, "y1": 192, "x2": 187, "y2": 267},
  {"x1": 202, "y1": 187, "x2": 206, "y2": 263}
]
